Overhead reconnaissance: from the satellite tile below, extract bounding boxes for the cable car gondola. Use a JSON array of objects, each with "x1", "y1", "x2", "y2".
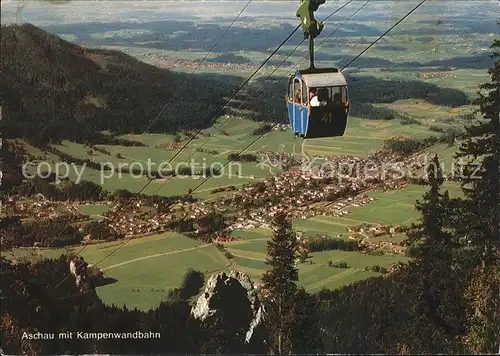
[{"x1": 286, "y1": 0, "x2": 350, "y2": 139}]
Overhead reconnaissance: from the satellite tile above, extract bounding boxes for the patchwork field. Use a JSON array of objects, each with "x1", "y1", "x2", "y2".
[
  {"x1": 78, "y1": 204, "x2": 111, "y2": 217},
  {"x1": 297, "y1": 182, "x2": 462, "y2": 235},
  {"x1": 10, "y1": 233, "x2": 228, "y2": 310},
  {"x1": 9, "y1": 181, "x2": 464, "y2": 310},
  {"x1": 19, "y1": 108, "x2": 464, "y2": 200},
  {"x1": 9, "y1": 228, "x2": 407, "y2": 310},
  {"x1": 375, "y1": 99, "x2": 476, "y2": 121},
  {"x1": 357, "y1": 68, "x2": 490, "y2": 98}
]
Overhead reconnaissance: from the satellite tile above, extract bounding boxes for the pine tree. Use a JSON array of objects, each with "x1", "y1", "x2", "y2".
[
  {"x1": 453, "y1": 40, "x2": 500, "y2": 354},
  {"x1": 262, "y1": 213, "x2": 299, "y2": 355},
  {"x1": 454, "y1": 39, "x2": 500, "y2": 266},
  {"x1": 462, "y1": 264, "x2": 500, "y2": 354},
  {"x1": 290, "y1": 288, "x2": 322, "y2": 354},
  {"x1": 407, "y1": 154, "x2": 456, "y2": 260},
  {"x1": 405, "y1": 155, "x2": 466, "y2": 352}
]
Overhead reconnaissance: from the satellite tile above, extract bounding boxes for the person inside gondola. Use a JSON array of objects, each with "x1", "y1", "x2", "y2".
[
  {"x1": 310, "y1": 87, "x2": 328, "y2": 107},
  {"x1": 317, "y1": 88, "x2": 329, "y2": 106},
  {"x1": 309, "y1": 88, "x2": 328, "y2": 107},
  {"x1": 332, "y1": 92, "x2": 346, "y2": 118},
  {"x1": 310, "y1": 89, "x2": 319, "y2": 107},
  {"x1": 333, "y1": 93, "x2": 344, "y2": 110},
  {"x1": 294, "y1": 89, "x2": 301, "y2": 103},
  {"x1": 309, "y1": 87, "x2": 317, "y2": 102}
]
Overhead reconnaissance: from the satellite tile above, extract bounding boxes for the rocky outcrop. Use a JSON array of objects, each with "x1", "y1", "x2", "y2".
[
  {"x1": 68, "y1": 256, "x2": 90, "y2": 291},
  {"x1": 191, "y1": 270, "x2": 263, "y2": 343},
  {"x1": 228, "y1": 270, "x2": 264, "y2": 342}
]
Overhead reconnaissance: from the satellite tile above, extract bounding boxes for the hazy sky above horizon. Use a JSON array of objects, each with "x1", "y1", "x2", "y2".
[{"x1": 1, "y1": 1, "x2": 497, "y2": 28}]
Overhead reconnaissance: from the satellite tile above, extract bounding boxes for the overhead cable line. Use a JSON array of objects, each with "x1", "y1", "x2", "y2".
[
  {"x1": 87, "y1": 27, "x2": 305, "y2": 266},
  {"x1": 82, "y1": 0, "x2": 359, "y2": 268},
  {"x1": 52, "y1": 0, "x2": 428, "y2": 292},
  {"x1": 341, "y1": 0, "x2": 427, "y2": 70},
  {"x1": 128, "y1": 0, "x2": 356, "y2": 200},
  {"x1": 150, "y1": 0, "x2": 359, "y2": 195},
  {"x1": 276, "y1": 0, "x2": 426, "y2": 123},
  {"x1": 122, "y1": 0, "x2": 254, "y2": 138},
  {"x1": 51, "y1": 0, "x2": 255, "y2": 290},
  {"x1": 51, "y1": 15, "x2": 307, "y2": 287}
]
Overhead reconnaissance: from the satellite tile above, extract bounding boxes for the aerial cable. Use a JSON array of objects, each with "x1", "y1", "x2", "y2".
[
  {"x1": 340, "y1": 0, "x2": 427, "y2": 70},
  {"x1": 189, "y1": 0, "x2": 429, "y2": 195},
  {"x1": 79, "y1": 0, "x2": 360, "y2": 267},
  {"x1": 51, "y1": 21, "x2": 306, "y2": 284},
  {"x1": 287, "y1": 0, "x2": 371, "y2": 75},
  {"x1": 103, "y1": 24, "x2": 302, "y2": 221},
  {"x1": 277, "y1": 0, "x2": 425, "y2": 123},
  {"x1": 115, "y1": 0, "x2": 357, "y2": 201},
  {"x1": 118, "y1": 0, "x2": 254, "y2": 139},
  {"x1": 149, "y1": 0, "x2": 369, "y2": 197},
  {"x1": 149, "y1": 0, "x2": 358, "y2": 196},
  {"x1": 151, "y1": 38, "x2": 307, "y2": 195},
  {"x1": 85, "y1": 27, "x2": 305, "y2": 265},
  {"x1": 53, "y1": 0, "x2": 427, "y2": 290},
  {"x1": 50, "y1": 0, "x2": 255, "y2": 290}
]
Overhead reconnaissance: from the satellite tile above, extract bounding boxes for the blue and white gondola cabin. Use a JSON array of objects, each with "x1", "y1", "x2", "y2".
[{"x1": 286, "y1": 68, "x2": 349, "y2": 139}]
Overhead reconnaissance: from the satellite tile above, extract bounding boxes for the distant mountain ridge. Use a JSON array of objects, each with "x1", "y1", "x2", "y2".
[{"x1": 1, "y1": 24, "x2": 237, "y2": 145}]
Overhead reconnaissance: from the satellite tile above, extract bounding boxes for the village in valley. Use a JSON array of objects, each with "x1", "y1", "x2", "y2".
[{"x1": 4, "y1": 141, "x2": 439, "y2": 266}]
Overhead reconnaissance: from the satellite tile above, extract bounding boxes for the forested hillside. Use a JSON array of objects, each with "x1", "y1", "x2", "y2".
[
  {"x1": 1, "y1": 40, "x2": 498, "y2": 356},
  {"x1": 237, "y1": 73, "x2": 470, "y2": 122},
  {"x1": 1, "y1": 24, "x2": 237, "y2": 145},
  {"x1": 1, "y1": 24, "x2": 475, "y2": 145}
]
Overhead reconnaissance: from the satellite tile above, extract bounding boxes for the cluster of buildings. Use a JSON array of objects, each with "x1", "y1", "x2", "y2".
[
  {"x1": 211, "y1": 150, "x2": 424, "y2": 228},
  {"x1": 106, "y1": 201, "x2": 173, "y2": 236},
  {"x1": 2, "y1": 196, "x2": 83, "y2": 220},
  {"x1": 347, "y1": 224, "x2": 404, "y2": 237},
  {"x1": 417, "y1": 71, "x2": 455, "y2": 79},
  {"x1": 152, "y1": 59, "x2": 258, "y2": 72},
  {"x1": 272, "y1": 124, "x2": 289, "y2": 131},
  {"x1": 361, "y1": 240, "x2": 407, "y2": 255},
  {"x1": 7, "y1": 145, "x2": 428, "y2": 247}
]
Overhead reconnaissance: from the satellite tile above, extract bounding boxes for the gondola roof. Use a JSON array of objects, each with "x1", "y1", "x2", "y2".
[{"x1": 295, "y1": 71, "x2": 347, "y2": 88}]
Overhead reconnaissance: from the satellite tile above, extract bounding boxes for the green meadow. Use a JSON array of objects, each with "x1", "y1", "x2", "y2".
[
  {"x1": 9, "y1": 181, "x2": 466, "y2": 310},
  {"x1": 19, "y1": 113, "x2": 455, "y2": 199}
]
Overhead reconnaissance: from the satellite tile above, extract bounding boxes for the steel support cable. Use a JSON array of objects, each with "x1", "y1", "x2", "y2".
[
  {"x1": 50, "y1": 25, "x2": 304, "y2": 284},
  {"x1": 100, "y1": 27, "x2": 303, "y2": 221},
  {"x1": 103, "y1": 24, "x2": 301, "y2": 219},
  {"x1": 86, "y1": 29, "x2": 305, "y2": 268},
  {"x1": 102, "y1": 1, "x2": 428, "y2": 259},
  {"x1": 41, "y1": 127, "x2": 466, "y2": 303},
  {"x1": 150, "y1": 0, "x2": 358, "y2": 196},
  {"x1": 107, "y1": 0, "x2": 254, "y2": 211},
  {"x1": 51, "y1": 0, "x2": 426, "y2": 294},
  {"x1": 341, "y1": 0, "x2": 427, "y2": 71},
  {"x1": 50, "y1": 1, "x2": 256, "y2": 290},
  {"x1": 79, "y1": 1, "x2": 360, "y2": 269},
  {"x1": 271, "y1": 0, "x2": 371, "y2": 126},
  {"x1": 112, "y1": 0, "x2": 357, "y2": 204},
  {"x1": 117, "y1": 0, "x2": 254, "y2": 139}
]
